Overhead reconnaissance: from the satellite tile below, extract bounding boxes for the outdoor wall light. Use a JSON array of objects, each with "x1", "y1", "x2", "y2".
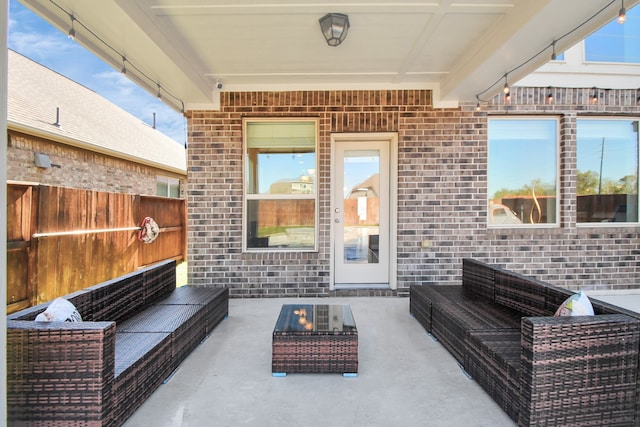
[
  {"x1": 319, "y1": 13, "x2": 350, "y2": 47},
  {"x1": 34, "y1": 153, "x2": 52, "y2": 169}
]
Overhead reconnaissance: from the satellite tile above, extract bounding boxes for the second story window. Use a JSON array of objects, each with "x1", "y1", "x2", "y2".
[{"x1": 585, "y1": 5, "x2": 640, "y2": 63}]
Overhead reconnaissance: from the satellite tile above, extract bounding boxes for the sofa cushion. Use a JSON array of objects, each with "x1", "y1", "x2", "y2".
[
  {"x1": 409, "y1": 285, "x2": 468, "y2": 333},
  {"x1": 114, "y1": 331, "x2": 173, "y2": 426},
  {"x1": 465, "y1": 329, "x2": 522, "y2": 421},
  {"x1": 118, "y1": 304, "x2": 206, "y2": 369},
  {"x1": 155, "y1": 285, "x2": 229, "y2": 335},
  {"x1": 431, "y1": 301, "x2": 520, "y2": 364}
]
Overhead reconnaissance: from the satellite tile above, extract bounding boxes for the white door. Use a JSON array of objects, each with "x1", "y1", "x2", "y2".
[{"x1": 332, "y1": 135, "x2": 394, "y2": 287}]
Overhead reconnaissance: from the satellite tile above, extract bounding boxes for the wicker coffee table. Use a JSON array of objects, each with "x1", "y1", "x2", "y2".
[{"x1": 272, "y1": 304, "x2": 358, "y2": 377}]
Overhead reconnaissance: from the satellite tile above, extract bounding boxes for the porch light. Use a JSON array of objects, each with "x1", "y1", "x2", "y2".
[
  {"x1": 618, "y1": 0, "x2": 626, "y2": 24},
  {"x1": 319, "y1": 13, "x2": 350, "y2": 47}
]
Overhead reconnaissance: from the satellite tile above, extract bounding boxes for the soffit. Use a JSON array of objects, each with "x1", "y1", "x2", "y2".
[{"x1": 19, "y1": 0, "x2": 639, "y2": 111}]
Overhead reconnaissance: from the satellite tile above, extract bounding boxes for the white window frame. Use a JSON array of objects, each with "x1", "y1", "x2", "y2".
[
  {"x1": 487, "y1": 116, "x2": 561, "y2": 229},
  {"x1": 242, "y1": 118, "x2": 319, "y2": 252},
  {"x1": 157, "y1": 175, "x2": 181, "y2": 198}
]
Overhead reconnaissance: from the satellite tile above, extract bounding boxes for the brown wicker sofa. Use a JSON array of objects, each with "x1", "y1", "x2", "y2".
[
  {"x1": 410, "y1": 258, "x2": 640, "y2": 427},
  {"x1": 7, "y1": 259, "x2": 229, "y2": 427}
]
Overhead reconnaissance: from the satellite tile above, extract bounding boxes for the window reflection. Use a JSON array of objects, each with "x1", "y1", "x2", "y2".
[
  {"x1": 246, "y1": 199, "x2": 315, "y2": 249},
  {"x1": 244, "y1": 120, "x2": 318, "y2": 251},
  {"x1": 488, "y1": 118, "x2": 558, "y2": 225},
  {"x1": 577, "y1": 119, "x2": 639, "y2": 223}
]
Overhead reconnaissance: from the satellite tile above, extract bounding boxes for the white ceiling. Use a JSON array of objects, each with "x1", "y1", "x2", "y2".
[{"x1": 20, "y1": 0, "x2": 639, "y2": 111}]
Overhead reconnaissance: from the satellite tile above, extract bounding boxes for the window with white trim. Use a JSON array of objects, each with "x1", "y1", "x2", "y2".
[
  {"x1": 244, "y1": 119, "x2": 318, "y2": 250},
  {"x1": 488, "y1": 118, "x2": 559, "y2": 226},
  {"x1": 156, "y1": 176, "x2": 180, "y2": 198}
]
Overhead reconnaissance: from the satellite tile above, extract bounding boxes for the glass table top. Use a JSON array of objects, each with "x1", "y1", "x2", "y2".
[{"x1": 274, "y1": 304, "x2": 357, "y2": 334}]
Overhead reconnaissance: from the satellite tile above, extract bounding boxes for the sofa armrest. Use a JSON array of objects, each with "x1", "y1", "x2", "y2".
[
  {"x1": 7, "y1": 320, "x2": 117, "y2": 425},
  {"x1": 520, "y1": 314, "x2": 640, "y2": 427}
]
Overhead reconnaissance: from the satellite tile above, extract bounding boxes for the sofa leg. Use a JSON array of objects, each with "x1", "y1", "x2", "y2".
[
  {"x1": 457, "y1": 363, "x2": 473, "y2": 380},
  {"x1": 163, "y1": 367, "x2": 181, "y2": 384}
]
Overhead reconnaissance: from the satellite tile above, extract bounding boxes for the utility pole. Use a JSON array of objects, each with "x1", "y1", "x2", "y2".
[{"x1": 598, "y1": 137, "x2": 605, "y2": 194}]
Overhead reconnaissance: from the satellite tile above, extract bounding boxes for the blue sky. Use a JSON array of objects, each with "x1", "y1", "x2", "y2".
[{"x1": 7, "y1": 0, "x2": 186, "y2": 145}]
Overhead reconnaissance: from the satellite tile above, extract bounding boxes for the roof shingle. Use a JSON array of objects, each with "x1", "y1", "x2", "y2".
[{"x1": 7, "y1": 49, "x2": 186, "y2": 174}]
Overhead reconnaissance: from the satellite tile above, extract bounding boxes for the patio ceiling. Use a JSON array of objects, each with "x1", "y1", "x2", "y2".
[{"x1": 20, "y1": 0, "x2": 638, "y2": 112}]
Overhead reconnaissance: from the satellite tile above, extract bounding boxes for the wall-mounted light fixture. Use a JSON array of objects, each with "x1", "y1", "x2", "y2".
[
  {"x1": 34, "y1": 153, "x2": 52, "y2": 169},
  {"x1": 319, "y1": 13, "x2": 350, "y2": 47}
]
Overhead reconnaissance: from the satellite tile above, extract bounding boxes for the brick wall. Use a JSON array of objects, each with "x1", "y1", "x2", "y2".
[
  {"x1": 7, "y1": 131, "x2": 185, "y2": 196},
  {"x1": 186, "y1": 88, "x2": 640, "y2": 298}
]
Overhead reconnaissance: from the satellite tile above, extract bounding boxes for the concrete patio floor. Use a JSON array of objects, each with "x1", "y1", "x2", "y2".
[{"x1": 123, "y1": 296, "x2": 517, "y2": 427}]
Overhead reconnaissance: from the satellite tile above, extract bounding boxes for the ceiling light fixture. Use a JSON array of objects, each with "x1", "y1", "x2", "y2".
[
  {"x1": 319, "y1": 13, "x2": 350, "y2": 47},
  {"x1": 618, "y1": 0, "x2": 626, "y2": 24}
]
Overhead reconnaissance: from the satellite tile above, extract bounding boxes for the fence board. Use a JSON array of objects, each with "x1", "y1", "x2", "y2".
[
  {"x1": 6, "y1": 184, "x2": 36, "y2": 312},
  {"x1": 6, "y1": 183, "x2": 187, "y2": 312}
]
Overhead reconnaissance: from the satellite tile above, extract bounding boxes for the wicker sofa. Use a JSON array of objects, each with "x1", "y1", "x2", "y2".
[
  {"x1": 7, "y1": 259, "x2": 229, "y2": 427},
  {"x1": 410, "y1": 258, "x2": 640, "y2": 427}
]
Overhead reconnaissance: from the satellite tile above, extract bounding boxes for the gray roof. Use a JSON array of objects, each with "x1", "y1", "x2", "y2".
[{"x1": 7, "y1": 49, "x2": 186, "y2": 175}]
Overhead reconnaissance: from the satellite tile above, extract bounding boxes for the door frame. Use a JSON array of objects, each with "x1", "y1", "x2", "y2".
[{"x1": 329, "y1": 132, "x2": 398, "y2": 290}]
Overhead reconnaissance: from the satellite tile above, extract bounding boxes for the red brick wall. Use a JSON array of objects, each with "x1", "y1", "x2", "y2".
[{"x1": 186, "y1": 88, "x2": 640, "y2": 297}]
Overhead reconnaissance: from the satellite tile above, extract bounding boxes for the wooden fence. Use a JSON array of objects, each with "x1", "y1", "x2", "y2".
[{"x1": 7, "y1": 183, "x2": 187, "y2": 314}]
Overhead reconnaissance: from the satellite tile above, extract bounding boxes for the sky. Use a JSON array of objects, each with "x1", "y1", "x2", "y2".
[{"x1": 7, "y1": 0, "x2": 186, "y2": 145}]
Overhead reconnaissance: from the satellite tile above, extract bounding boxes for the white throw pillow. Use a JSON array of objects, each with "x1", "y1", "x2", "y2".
[
  {"x1": 35, "y1": 298, "x2": 83, "y2": 322},
  {"x1": 554, "y1": 290, "x2": 594, "y2": 317}
]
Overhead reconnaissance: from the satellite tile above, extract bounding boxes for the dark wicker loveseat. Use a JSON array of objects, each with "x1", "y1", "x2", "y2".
[
  {"x1": 7, "y1": 259, "x2": 229, "y2": 427},
  {"x1": 410, "y1": 258, "x2": 640, "y2": 427}
]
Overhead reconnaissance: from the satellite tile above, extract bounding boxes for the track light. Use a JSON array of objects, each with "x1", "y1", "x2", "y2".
[
  {"x1": 67, "y1": 14, "x2": 76, "y2": 40},
  {"x1": 618, "y1": 0, "x2": 626, "y2": 24}
]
